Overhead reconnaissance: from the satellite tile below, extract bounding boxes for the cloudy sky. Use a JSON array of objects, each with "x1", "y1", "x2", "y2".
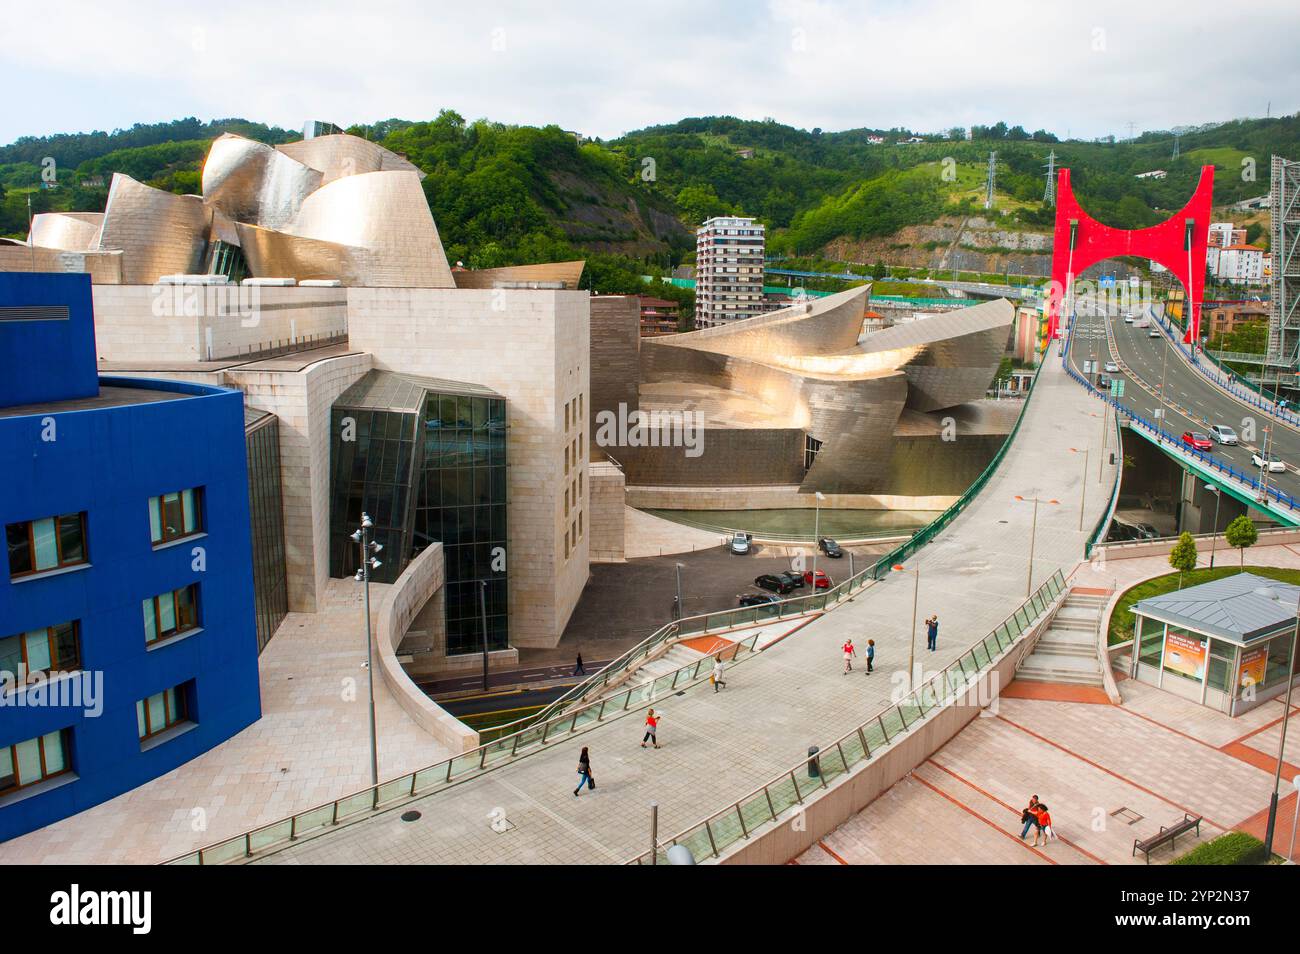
[{"x1": 3, "y1": 0, "x2": 1297, "y2": 146}]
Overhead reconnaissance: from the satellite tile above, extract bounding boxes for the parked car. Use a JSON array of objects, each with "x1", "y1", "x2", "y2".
[
  {"x1": 1208, "y1": 425, "x2": 1239, "y2": 445},
  {"x1": 818, "y1": 537, "x2": 843, "y2": 558},
  {"x1": 728, "y1": 531, "x2": 752, "y2": 555},
  {"x1": 1181, "y1": 431, "x2": 1213, "y2": 451},
  {"x1": 778, "y1": 570, "x2": 806, "y2": 589},
  {"x1": 1252, "y1": 452, "x2": 1287, "y2": 473},
  {"x1": 1104, "y1": 361, "x2": 1119, "y2": 373},
  {"x1": 754, "y1": 574, "x2": 795, "y2": 594},
  {"x1": 738, "y1": 592, "x2": 781, "y2": 607},
  {"x1": 803, "y1": 569, "x2": 831, "y2": 590}
]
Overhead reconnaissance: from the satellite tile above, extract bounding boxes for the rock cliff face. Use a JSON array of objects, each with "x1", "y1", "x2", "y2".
[{"x1": 824, "y1": 215, "x2": 1052, "y2": 276}]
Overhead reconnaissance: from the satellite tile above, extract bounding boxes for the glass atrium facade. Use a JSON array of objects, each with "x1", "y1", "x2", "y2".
[{"x1": 329, "y1": 371, "x2": 508, "y2": 654}]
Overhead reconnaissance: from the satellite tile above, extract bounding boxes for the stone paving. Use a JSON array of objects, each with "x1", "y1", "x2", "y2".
[
  {"x1": 0, "y1": 580, "x2": 452, "y2": 864},
  {"x1": 257, "y1": 339, "x2": 1122, "y2": 864}
]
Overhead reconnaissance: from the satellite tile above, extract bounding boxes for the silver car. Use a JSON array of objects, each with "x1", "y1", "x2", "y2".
[
  {"x1": 728, "y1": 531, "x2": 752, "y2": 555},
  {"x1": 1208, "y1": 425, "x2": 1238, "y2": 445}
]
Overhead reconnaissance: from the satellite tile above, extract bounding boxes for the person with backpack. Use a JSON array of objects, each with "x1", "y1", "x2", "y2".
[
  {"x1": 1018, "y1": 795, "x2": 1040, "y2": 841},
  {"x1": 865, "y1": 639, "x2": 875, "y2": 674},
  {"x1": 574, "y1": 746, "x2": 594, "y2": 797},
  {"x1": 842, "y1": 639, "x2": 856, "y2": 674},
  {"x1": 641, "y1": 709, "x2": 661, "y2": 748}
]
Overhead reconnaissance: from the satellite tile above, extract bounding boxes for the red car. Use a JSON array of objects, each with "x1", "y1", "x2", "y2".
[
  {"x1": 1181, "y1": 431, "x2": 1212, "y2": 451},
  {"x1": 804, "y1": 569, "x2": 831, "y2": 590}
]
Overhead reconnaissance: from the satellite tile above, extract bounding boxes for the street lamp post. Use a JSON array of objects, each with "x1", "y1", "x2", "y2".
[
  {"x1": 1014, "y1": 496, "x2": 1059, "y2": 597},
  {"x1": 1262, "y1": 595, "x2": 1299, "y2": 859},
  {"x1": 812, "y1": 491, "x2": 826, "y2": 591},
  {"x1": 1071, "y1": 448, "x2": 1088, "y2": 531},
  {"x1": 1205, "y1": 484, "x2": 1221, "y2": 569},
  {"x1": 350, "y1": 514, "x2": 382, "y2": 800},
  {"x1": 479, "y1": 580, "x2": 490, "y2": 693},
  {"x1": 893, "y1": 562, "x2": 920, "y2": 690}
]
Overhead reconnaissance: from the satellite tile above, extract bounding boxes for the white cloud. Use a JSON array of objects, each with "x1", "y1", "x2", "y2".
[{"x1": 1, "y1": 0, "x2": 1296, "y2": 145}]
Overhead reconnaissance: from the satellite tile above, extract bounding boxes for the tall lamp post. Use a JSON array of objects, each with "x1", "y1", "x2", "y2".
[
  {"x1": 1205, "y1": 484, "x2": 1222, "y2": 569},
  {"x1": 674, "y1": 562, "x2": 685, "y2": 621},
  {"x1": 479, "y1": 580, "x2": 490, "y2": 693},
  {"x1": 351, "y1": 514, "x2": 383, "y2": 798},
  {"x1": 1014, "y1": 496, "x2": 1059, "y2": 597},
  {"x1": 1263, "y1": 594, "x2": 1299, "y2": 859},
  {"x1": 893, "y1": 562, "x2": 920, "y2": 690},
  {"x1": 811, "y1": 491, "x2": 826, "y2": 590},
  {"x1": 1070, "y1": 447, "x2": 1088, "y2": 531}
]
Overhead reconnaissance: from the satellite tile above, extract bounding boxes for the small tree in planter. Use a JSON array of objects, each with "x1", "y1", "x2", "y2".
[
  {"x1": 1168, "y1": 532, "x2": 1198, "y2": 589},
  {"x1": 1224, "y1": 515, "x2": 1258, "y2": 568}
]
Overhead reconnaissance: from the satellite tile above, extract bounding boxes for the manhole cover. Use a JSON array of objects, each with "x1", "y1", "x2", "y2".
[{"x1": 401, "y1": 810, "x2": 422, "y2": 822}]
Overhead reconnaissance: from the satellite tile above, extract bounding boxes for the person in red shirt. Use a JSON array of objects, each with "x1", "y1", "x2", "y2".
[
  {"x1": 641, "y1": 708, "x2": 661, "y2": 749},
  {"x1": 842, "y1": 639, "x2": 856, "y2": 674},
  {"x1": 1031, "y1": 804, "x2": 1053, "y2": 847}
]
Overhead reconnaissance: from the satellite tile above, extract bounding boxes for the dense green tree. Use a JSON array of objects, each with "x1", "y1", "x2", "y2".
[
  {"x1": 1225, "y1": 515, "x2": 1258, "y2": 568},
  {"x1": 1168, "y1": 532, "x2": 1198, "y2": 588}
]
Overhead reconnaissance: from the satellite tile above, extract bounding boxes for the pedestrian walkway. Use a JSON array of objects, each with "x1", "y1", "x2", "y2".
[
  {"x1": 250, "y1": 337, "x2": 1120, "y2": 865},
  {"x1": 1017, "y1": 588, "x2": 1107, "y2": 688}
]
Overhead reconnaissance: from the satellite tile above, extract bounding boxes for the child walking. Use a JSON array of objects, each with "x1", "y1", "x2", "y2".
[{"x1": 641, "y1": 709, "x2": 661, "y2": 748}]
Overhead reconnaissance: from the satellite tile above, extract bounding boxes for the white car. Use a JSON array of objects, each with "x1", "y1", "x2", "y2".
[
  {"x1": 1208, "y1": 425, "x2": 1238, "y2": 445},
  {"x1": 1124, "y1": 316, "x2": 1135, "y2": 324},
  {"x1": 1104, "y1": 361, "x2": 1119, "y2": 373},
  {"x1": 1148, "y1": 330, "x2": 1161, "y2": 338},
  {"x1": 728, "y1": 531, "x2": 752, "y2": 555},
  {"x1": 1252, "y1": 453, "x2": 1286, "y2": 473}
]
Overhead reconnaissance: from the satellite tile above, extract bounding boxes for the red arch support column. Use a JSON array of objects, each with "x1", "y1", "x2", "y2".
[{"x1": 1046, "y1": 165, "x2": 1214, "y2": 346}]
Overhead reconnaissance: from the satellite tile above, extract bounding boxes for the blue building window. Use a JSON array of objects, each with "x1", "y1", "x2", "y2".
[
  {"x1": 136, "y1": 684, "x2": 191, "y2": 742},
  {"x1": 142, "y1": 584, "x2": 200, "y2": 646},
  {"x1": 0, "y1": 620, "x2": 80, "y2": 684},
  {"x1": 5, "y1": 512, "x2": 88, "y2": 578},
  {"x1": 148, "y1": 488, "x2": 204, "y2": 546},
  {"x1": 1, "y1": 729, "x2": 71, "y2": 794}
]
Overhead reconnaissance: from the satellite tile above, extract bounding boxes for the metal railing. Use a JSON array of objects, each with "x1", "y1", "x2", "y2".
[
  {"x1": 628, "y1": 569, "x2": 1068, "y2": 864},
  {"x1": 1086, "y1": 406, "x2": 1126, "y2": 558},
  {"x1": 167, "y1": 629, "x2": 767, "y2": 865},
  {"x1": 637, "y1": 511, "x2": 921, "y2": 545},
  {"x1": 1062, "y1": 356, "x2": 1300, "y2": 514}
]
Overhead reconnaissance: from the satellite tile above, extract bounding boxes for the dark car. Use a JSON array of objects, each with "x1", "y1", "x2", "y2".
[
  {"x1": 804, "y1": 569, "x2": 831, "y2": 590},
  {"x1": 755, "y1": 574, "x2": 795, "y2": 594},
  {"x1": 778, "y1": 570, "x2": 805, "y2": 589},
  {"x1": 738, "y1": 592, "x2": 781, "y2": 607},
  {"x1": 818, "y1": 537, "x2": 843, "y2": 558}
]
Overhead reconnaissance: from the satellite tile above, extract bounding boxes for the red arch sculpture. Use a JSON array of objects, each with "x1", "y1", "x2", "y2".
[{"x1": 1046, "y1": 165, "x2": 1214, "y2": 345}]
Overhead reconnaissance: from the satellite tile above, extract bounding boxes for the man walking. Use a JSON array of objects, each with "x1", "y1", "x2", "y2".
[
  {"x1": 711, "y1": 655, "x2": 727, "y2": 692},
  {"x1": 573, "y1": 652, "x2": 586, "y2": 677},
  {"x1": 865, "y1": 639, "x2": 875, "y2": 674},
  {"x1": 926, "y1": 615, "x2": 939, "y2": 651},
  {"x1": 842, "y1": 639, "x2": 856, "y2": 674}
]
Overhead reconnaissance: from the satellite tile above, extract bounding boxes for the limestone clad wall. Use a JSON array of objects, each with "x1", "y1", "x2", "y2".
[
  {"x1": 346, "y1": 287, "x2": 591, "y2": 649},
  {"x1": 587, "y1": 461, "x2": 626, "y2": 563}
]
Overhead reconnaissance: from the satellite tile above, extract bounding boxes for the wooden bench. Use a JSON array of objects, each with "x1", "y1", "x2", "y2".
[{"x1": 1132, "y1": 813, "x2": 1202, "y2": 863}]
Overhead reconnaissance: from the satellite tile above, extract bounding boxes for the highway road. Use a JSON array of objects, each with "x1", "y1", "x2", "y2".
[{"x1": 1064, "y1": 302, "x2": 1300, "y2": 506}]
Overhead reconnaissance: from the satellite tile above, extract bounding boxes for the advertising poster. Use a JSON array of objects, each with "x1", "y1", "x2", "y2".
[
  {"x1": 1163, "y1": 630, "x2": 1207, "y2": 680},
  {"x1": 1238, "y1": 646, "x2": 1268, "y2": 690}
]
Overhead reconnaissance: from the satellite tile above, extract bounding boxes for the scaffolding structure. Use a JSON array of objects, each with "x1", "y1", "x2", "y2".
[
  {"x1": 1266, "y1": 156, "x2": 1300, "y2": 381},
  {"x1": 1043, "y1": 151, "x2": 1056, "y2": 206},
  {"x1": 984, "y1": 151, "x2": 996, "y2": 210}
]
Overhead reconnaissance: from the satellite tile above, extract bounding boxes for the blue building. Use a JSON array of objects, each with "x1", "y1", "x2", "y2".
[{"x1": 0, "y1": 273, "x2": 262, "y2": 841}]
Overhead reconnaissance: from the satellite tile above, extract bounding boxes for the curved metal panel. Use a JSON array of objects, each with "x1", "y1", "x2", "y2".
[
  {"x1": 235, "y1": 222, "x2": 361, "y2": 284},
  {"x1": 288, "y1": 171, "x2": 453, "y2": 287},
  {"x1": 202, "y1": 134, "x2": 323, "y2": 231},
  {"x1": 276, "y1": 134, "x2": 424, "y2": 184},
  {"x1": 29, "y1": 212, "x2": 104, "y2": 251},
  {"x1": 96, "y1": 174, "x2": 208, "y2": 284}
]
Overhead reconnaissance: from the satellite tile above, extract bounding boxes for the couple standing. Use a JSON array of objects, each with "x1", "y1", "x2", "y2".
[{"x1": 1019, "y1": 795, "x2": 1055, "y2": 847}]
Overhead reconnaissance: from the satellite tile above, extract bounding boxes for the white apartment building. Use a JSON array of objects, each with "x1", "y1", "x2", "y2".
[
  {"x1": 1208, "y1": 222, "x2": 1247, "y2": 248},
  {"x1": 695, "y1": 216, "x2": 767, "y2": 328},
  {"x1": 1215, "y1": 244, "x2": 1266, "y2": 285}
]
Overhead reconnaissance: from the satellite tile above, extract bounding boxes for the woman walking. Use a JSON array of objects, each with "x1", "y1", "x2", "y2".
[
  {"x1": 641, "y1": 709, "x2": 661, "y2": 748},
  {"x1": 1031, "y1": 803, "x2": 1054, "y2": 847},
  {"x1": 574, "y1": 746, "x2": 594, "y2": 797},
  {"x1": 842, "y1": 639, "x2": 856, "y2": 674}
]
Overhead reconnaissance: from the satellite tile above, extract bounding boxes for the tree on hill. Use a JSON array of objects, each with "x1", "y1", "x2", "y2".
[
  {"x1": 1168, "y1": 532, "x2": 1198, "y2": 589},
  {"x1": 1224, "y1": 515, "x2": 1258, "y2": 568}
]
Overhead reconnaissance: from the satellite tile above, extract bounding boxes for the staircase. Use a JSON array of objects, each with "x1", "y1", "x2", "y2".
[
  {"x1": 1016, "y1": 590, "x2": 1107, "y2": 687},
  {"x1": 625, "y1": 642, "x2": 707, "y2": 687}
]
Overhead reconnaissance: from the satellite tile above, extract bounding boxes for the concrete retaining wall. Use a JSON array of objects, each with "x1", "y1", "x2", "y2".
[{"x1": 374, "y1": 543, "x2": 480, "y2": 754}]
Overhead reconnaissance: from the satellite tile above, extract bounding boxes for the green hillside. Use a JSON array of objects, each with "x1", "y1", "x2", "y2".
[{"x1": 2, "y1": 110, "x2": 1298, "y2": 297}]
